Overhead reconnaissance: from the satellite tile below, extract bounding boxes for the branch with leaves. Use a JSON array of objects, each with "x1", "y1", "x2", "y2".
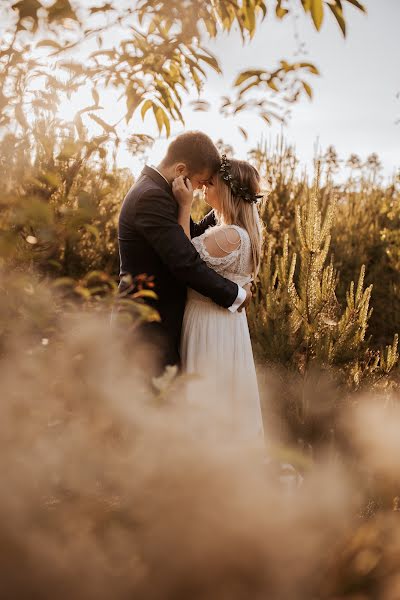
[{"x1": 1, "y1": 0, "x2": 366, "y2": 142}]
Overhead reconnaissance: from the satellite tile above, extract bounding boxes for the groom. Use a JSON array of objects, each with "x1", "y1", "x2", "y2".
[{"x1": 117, "y1": 131, "x2": 251, "y2": 375}]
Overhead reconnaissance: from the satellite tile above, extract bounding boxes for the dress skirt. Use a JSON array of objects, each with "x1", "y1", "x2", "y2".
[{"x1": 180, "y1": 288, "x2": 265, "y2": 445}]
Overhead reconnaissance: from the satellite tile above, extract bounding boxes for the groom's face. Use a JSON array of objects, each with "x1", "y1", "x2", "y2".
[
  {"x1": 174, "y1": 163, "x2": 212, "y2": 190},
  {"x1": 190, "y1": 170, "x2": 213, "y2": 190}
]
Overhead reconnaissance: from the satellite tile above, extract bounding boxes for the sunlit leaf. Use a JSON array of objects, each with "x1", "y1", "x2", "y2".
[
  {"x1": 31, "y1": 98, "x2": 53, "y2": 111},
  {"x1": 15, "y1": 104, "x2": 28, "y2": 128},
  {"x1": 126, "y1": 87, "x2": 140, "y2": 123},
  {"x1": 57, "y1": 140, "x2": 80, "y2": 159},
  {"x1": 310, "y1": 0, "x2": 324, "y2": 30},
  {"x1": 36, "y1": 39, "x2": 64, "y2": 50},
  {"x1": 153, "y1": 105, "x2": 163, "y2": 134},
  {"x1": 234, "y1": 70, "x2": 264, "y2": 87},
  {"x1": 189, "y1": 100, "x2": 210, "y2": 112},
  {"x1": 91, "y1": 88, "x2": 99, "y2": 106},
  {"x1": 52, "y1": 277, "x2": 76, "y2": 288},
  {"x1": 344, "y1": 0, "x2": 366, "y2": 12},
  {"x1": 261, "y1": 112, "x2": 272, "y2": 124},
  {"x1": 132, "y1": 289, "x2": 158, "y2": 300},
  {"x1": 126, "y1": 133, "x2": 154, "y2": 155},
  {"x1": 328, "y1": 3, "x2": 346, "y2": 36},
  {"x1": 141, "y1": 99, "x2": 153, "y2": 120},
  {"x1": 90, "y1": 3, "x2": 113, "y2": 13},
  {"x1": 58, "y1": 61, "x2": 85, "y2": 74},
  {"x1": 238, "y1": 126, "x2": 248, "y2": 140},
  {"x1": 77, "y1": 105, "x2": 102, "y2": 118},
  {"x1": 276, "y1": 6, "x2": 289, "y2": 19},
  {"x1": 88, "y1": 113, "x2": 115, "y2": 133},
  {"x1": 195, "y1": 52, "x2": 222, "y2": 74},
  {"x1": 74, "y1": 285, "x2": 91, "y2": 299},
  {"x1": 302, "y1": 81, "x2": 313, "y2": 99},
  {"x1": 47, "y1": 0, "x2": 78, "y2": 23},
  {"x1": 152, "y1": 105, "x2": 170, "y2": 136},
  {"x1": 162, "y1": 108, "x2": 171, "y2": 137},
  {"x1": 298, "y1": 62, "x2": 320, "y2": 75},
  {"x1": 267, "y1": 79, "x2": 279, "y2": 92},
  {"x1": 12, "y1": 0, "x2": 42, "y2": 30},
  {"x1": 41, "y1": 171, "x2": 62, "y2": 187},
  {"x1": 84, "y1": 224, "x2": 100, "y2": 241}
]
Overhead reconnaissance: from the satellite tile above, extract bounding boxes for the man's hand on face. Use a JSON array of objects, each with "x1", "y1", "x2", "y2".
[
  {"x1": 238, "y1": 282, "x2": 253, "y2": 313},
  {"x1": 172, "y1": 175, "x2": 193, "y2": 210}
]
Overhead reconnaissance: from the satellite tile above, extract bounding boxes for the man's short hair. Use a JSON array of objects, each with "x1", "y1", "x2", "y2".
[{"x1": 161, "y1": 131, "x2": 221, "y2": 175}]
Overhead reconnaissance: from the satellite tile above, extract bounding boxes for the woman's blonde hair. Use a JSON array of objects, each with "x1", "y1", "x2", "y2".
[{"x1": 213, "y1": 159, "x2": 264, "y2": 278}]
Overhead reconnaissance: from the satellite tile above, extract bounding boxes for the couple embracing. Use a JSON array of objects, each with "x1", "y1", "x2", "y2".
[{"x1": 117, "y1": 131, "x2": 265, "y2": 443}]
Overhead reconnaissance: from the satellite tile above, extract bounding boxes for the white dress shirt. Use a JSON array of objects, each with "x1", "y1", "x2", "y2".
[{"x1": 149, "y1": 165, "x2": 247, "y2": 313}]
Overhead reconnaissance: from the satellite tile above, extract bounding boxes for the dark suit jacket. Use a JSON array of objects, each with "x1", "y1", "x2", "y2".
[{"x1": 117, "y1": 165, "x2": 239, "y2": 370}]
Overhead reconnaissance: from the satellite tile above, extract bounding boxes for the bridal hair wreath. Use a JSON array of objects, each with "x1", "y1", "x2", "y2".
[{"x1": 219, "y1": 154, "x2": 264, "y2": 204}]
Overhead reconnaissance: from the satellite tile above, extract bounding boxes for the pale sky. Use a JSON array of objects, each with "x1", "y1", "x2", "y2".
[{"x1": 57, "y1": 1, "x2": 400, "y2": 180}]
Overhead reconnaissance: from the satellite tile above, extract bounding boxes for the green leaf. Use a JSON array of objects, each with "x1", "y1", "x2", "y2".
[{"x1": 310, "y1": 0, "x2": 324, "y2": 30}]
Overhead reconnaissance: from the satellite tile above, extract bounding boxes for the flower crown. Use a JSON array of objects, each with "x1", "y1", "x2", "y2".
[{"x1": 219, "y1": 154, "x2": 263, "y2": 204}]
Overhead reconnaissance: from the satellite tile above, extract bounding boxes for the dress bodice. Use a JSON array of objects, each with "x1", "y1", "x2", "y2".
[{"x1": 191, "y1": 224, "x2": 253, "y2": 289}]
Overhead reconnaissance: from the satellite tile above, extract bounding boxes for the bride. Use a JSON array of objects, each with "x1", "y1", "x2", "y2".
[{"x1": 172, "y1": 155, "x2": 265, "y2": 446}]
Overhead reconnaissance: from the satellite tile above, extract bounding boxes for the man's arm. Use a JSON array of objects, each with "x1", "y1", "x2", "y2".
[
  {"x1": 134, "y1": 190, "x2": 239, "y2": 309},
  {"x1": 190, "y1": 210, "x2": 216, "y2": 239}
]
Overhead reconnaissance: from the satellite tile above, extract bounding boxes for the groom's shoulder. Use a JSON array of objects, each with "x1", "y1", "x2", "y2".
[
  {"x1": 124, "y1": 173, "x2": 171, "y2": 203},
  {"x1": 120, "y1": 174, "x2": 175, "y2": 224}
]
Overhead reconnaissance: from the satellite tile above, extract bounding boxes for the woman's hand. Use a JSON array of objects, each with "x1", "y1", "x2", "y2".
[{"x1": 172, "y1": 175, "x2": 193, "y2": 210}]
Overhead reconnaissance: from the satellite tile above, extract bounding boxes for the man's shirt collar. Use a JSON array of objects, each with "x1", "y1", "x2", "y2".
[{"x1": 150, "y1": 164, "x2": 170, "y2": 185}]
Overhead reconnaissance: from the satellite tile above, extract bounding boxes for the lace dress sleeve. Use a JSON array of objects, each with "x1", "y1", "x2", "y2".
[{"x1": 191, "y1": 226, "x2": 241, "y2": 273}]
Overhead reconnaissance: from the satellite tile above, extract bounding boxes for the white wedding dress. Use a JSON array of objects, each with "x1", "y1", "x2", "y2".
[{"x1": 180, "y1": 224, "x2": 265, "y2": 446}]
